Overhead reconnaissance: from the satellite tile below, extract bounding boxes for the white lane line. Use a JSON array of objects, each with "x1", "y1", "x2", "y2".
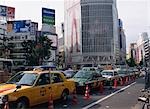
[{"x1": 82, "y1": 82, "x2": 136, "y2": 109}]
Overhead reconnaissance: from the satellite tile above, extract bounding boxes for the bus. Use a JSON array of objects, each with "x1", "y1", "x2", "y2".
[{"x1": 0, "y1": 58, "x2": 15, "y2": 83}]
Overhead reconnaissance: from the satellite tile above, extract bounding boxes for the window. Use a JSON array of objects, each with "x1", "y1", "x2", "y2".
[
  {"x1": 114, "y1": 71, "x2": 118, "y2": 76},
  {"x1": 37, "y1": 73, "x2": 50, "y2": 85},
  {"x1": 51, "y1": 73, "x2": 63, "y2": 83}
]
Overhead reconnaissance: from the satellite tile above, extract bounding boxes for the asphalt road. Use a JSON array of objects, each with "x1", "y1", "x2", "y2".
[
  {"x1": 85, "y1": 77, "x2": 145, "y2": 109},
  {"x1": 31, "y1": 77, "x2": 145, "y2": 109}
]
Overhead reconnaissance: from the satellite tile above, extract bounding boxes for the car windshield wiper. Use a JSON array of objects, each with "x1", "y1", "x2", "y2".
[
  {"x1": 6, "y1": 82, "x2": 15, "y2": 84},
  {"x1": 19, "y1": 83, "x2": 31, "y2": 86}
]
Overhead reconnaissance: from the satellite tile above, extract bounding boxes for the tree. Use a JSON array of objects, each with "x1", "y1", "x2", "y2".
[
  {"x1": 126, "y1": 58, "x2": 137, "y2": 67},
  {"x1": 22, "y1": 36, "x2": 53, "y2": 66},
  {"x1": 0, "y1": 37, "x2": 14, "y2": 58}
]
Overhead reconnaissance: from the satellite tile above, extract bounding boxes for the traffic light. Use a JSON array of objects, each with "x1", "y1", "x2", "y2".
[{"x1": 58, "y1": 51, "x2": 65, "y2": 68}]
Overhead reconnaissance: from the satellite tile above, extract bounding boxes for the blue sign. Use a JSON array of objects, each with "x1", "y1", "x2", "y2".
[
  {"x1": 0, "y1": 5, "x2": 7, "y2": 16},
  {"x1": 13, "y1": 20, "x2": 31, "y2": 33},
  {"x1": 42, "y1": 8, "x2": 55, "y2": 25}
]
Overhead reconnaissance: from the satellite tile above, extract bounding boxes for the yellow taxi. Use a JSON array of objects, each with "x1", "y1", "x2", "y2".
[{"x1": 0, "y1": 69, "x2": 75, "y2": 109}]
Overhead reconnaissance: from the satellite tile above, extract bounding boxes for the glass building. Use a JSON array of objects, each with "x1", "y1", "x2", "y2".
[{"x1": 64, "y1": 0, "x2": 120, "y2": 66}]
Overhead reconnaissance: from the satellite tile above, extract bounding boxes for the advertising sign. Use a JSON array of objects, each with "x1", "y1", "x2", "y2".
[
  {"x1": 0, "y1": 5, "x2": 15, "y2": 18},
  {"x1": 7, "y1": 7, "x2": 15, "y2": 18},
  {"x1": 0, "y1": 5, "x2": 7, "y2": 17},
  {"x1": 13, "y1": 20, "x2": 31, "y2": 33},
  {"x1": 7, "y1": 21, "x2": 13, "y2": 32},
  {"x1": 42, "y1": 8, "x2": 55, "y2": 25}
]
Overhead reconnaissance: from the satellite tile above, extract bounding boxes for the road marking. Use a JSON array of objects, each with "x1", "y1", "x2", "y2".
[{"x1": 82, "y1": 82, "x2": 136, "y2": 109}]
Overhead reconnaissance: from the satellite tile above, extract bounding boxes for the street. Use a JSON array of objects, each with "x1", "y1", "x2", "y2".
[{"x1": 31, "y1": 77, "x2": 145, "y2": 109}]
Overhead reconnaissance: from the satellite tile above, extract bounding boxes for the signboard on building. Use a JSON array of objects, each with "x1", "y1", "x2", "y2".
[
  {"x1": 0, "y1": 5, "x2": 7, "y2": 17},
  {"x1": 0, "y1": 5, "x2": 15, "y2": 18},
  {"x1": 13, "y1": 20, "x2": 31, "y2": 33},
  {"x1": 7, "y1": 7, "x2": 15, "y2": 18},
  {"x1": 42, "y1": 8, "x2": 55, "y2": 25},
  {"x1": 7, "y1": 21, "x2": 13, "y2": 32}
]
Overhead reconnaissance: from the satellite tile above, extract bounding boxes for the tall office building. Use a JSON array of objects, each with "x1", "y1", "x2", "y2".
[
  {"x1": 118, "y1": 19, "x2": 126, "y2": 64},
  {"x1": 64, "y1": 0, "x2": 119, "y2": 67}
]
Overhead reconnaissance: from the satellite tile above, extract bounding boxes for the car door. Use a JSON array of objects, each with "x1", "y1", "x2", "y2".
[
  {"x1": 31, "y1": 73, "x2": 51, "y2": 105},
  {"x1": 50, "y1": 73, "x2": 65, "y2": 100}
]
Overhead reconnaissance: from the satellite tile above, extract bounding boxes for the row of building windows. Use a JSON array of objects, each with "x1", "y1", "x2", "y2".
[
  {"x1": 82, "y1": 45, "x2": 111, "y2": 52},
  {"x1": 82, "y1": 10, "x2": 112, "y2": 17},
  {"x1": 82, "y1": 37, "x2": 112, "y2": 46},
  {"x1": 82, "y1": 17, "x2": 113, "y2": 23},
  {"x1": 82, "y1": 23, "x2": 113, "y2": 31},
  {"x1": 82, "y1": 32, "x2": 113, "y2": 38},
  {"x1": 10, "y1": 35, "x2": 28, "y2": 40},
  {"x1": 81, "y1": 5, "x2": 112, "y2": 11}
]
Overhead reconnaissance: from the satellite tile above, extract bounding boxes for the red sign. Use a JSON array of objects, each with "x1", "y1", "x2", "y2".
[{"x1": 7, "y1": 7, "x2": 15, "y2": 18}]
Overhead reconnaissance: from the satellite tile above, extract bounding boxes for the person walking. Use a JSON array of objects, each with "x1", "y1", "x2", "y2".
[{"x1": 145, "y1": 68, "x2": 150, "y2": 89}]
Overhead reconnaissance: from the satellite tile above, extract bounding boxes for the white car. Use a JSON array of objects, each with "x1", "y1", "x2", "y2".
[{"x1": 101, "y1": 70, "x2": 120, "y2": 80}]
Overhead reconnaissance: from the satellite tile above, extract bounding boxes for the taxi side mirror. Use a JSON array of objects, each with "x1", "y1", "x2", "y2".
[
  {"x1": 16, "y1": 84, "x2": 21, "y2": 89},
  {"x1": 14, "y1": 84, "x2": 21, "y2": 92}
]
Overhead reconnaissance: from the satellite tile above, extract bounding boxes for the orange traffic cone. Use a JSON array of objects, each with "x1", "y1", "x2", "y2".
[
  {"x1": 83, "y1": 85, "x2": 90, "y2": 100},
  {"x1": 72, "y1": 90, "x2": 78, "y2": 105},
  {"x1": 114, "y1": 79, "x2": 117, "y2": 88},
  {"x1": 100, "y1": 82, "x2": 104, "y2": 94},
  {"x1": 48, "y1": 94, "x2": 54, "y2": 109},
  {"x1": 4, "y1": 102, "x2": 9, "y2": 109}
]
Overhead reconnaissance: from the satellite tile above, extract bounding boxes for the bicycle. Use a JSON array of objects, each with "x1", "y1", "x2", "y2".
[{"x1": 138, "y1": 89, "x2": 150, "y2": 109}]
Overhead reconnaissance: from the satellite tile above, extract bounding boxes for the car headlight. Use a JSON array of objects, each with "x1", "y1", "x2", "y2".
[{"x1": 0, "y1": 95, "x2": 8, "y2": 103}]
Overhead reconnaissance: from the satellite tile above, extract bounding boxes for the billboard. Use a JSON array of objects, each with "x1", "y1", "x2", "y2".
[
  {"x1": 0, "y1": 5, "x2": 15, "y2": 18},
  {"x1": 0, "y1": 5, "x2": 7, "y2": 17},
  {"x1": 13, "y1": 20, "x2": 31, "y2": 33},
  {"x1": 7, "y1": 21, "x2": 13, "y2": 32},
  {"x1": 42, "y1": 8, "x2": 55, "y2": 25},
  {"x1": 7, "y1": 7, "x2": 15, "y2": 18}
]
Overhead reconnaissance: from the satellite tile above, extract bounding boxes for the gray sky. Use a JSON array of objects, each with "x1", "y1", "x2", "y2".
[{"x1": 0, "y1": 0, "x2": 149, "y2": 48}]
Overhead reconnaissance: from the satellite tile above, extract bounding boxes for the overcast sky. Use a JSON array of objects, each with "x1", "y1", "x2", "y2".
[{"x1": 0, "y1": 0, "x2": 149, "y2": 48}]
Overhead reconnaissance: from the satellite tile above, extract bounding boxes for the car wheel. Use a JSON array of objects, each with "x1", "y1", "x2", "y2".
[
  {"x1": 61, "y1": 90, "x2": 69, "y2": 101},
  {"x1": 16, "y1": 99, "x2": 28, "y2": 109}
]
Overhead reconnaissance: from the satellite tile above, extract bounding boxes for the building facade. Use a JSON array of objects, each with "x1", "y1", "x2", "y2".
[
  {"x1": 118, "y1": 19, "x2": 126, "y2": 64},
  {"x1": 7, "y1": 20, "x2": 38, "y2": 65},
  {"x1": 0, "y1": 21, "x2": 7, "y2": 57},
  {"x1": 136, "y1": 32, "x2": 150, "y2": 66},
  {"x1": 64, "y1": 0, "x2": 119, "y2": 67},
  {"x1": 128, "y1": 43, "x2": 137, "y2": 62},
  {"x1": 36, "y1": 24, "x2": 58, "y2": 66}
]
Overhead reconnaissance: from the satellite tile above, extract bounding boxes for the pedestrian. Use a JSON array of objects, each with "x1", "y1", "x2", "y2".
[{"x1": 145, "y1": 68, "x2": 150, "y2": 89}]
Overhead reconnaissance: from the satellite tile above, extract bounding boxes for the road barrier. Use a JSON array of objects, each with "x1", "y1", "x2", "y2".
[
  {"x1": 48, "y1": 94, "x2": 54, "y2": 109},
  {"x1": 99, "y1": 82, "x2": 104, "y2": 94},
  {"x1": 113, "y1": 79, "x2": 118, "y2": 89},
  {"x1": 3, "y1": 102, "x2": 9, "y2": 109},
  {"x1": 72, "y1": 89, "x2": 78, "y2": 105},
  {"x1": 83, "y1": 85, "x2": 90, "y2": 100},
  {"x1": 120, "y1": 78, "x2": 124, "y2": 86},
  {"x1": 125, "y1": 76, "x2": 128, "y2": 85}
]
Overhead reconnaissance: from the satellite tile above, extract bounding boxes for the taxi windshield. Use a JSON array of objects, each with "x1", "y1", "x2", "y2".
[{"x1": 6, "y1": 71, "x2": 38, "y2": 86}]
